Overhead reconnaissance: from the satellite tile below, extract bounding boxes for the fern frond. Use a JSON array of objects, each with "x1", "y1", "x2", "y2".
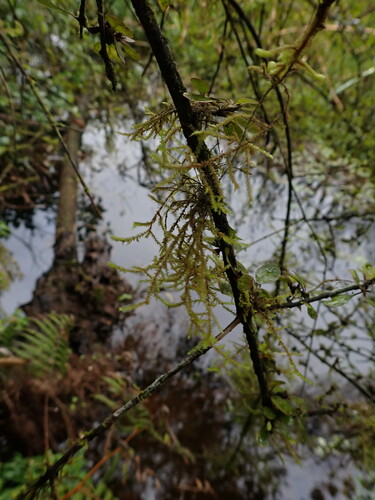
[{"x1": 13, "y1": 313, "x2": 73, "y2": 377}]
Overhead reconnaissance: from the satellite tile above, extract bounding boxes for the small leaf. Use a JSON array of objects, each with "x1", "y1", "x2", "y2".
[
  {"x1": 0, "y1": 221, "x2": 10, "y2": 238},
  {"x1": 262, "y1": 406, "x2": 276, "y2": 420},
  {"x1": 349, "y1": 269, "x2": 360, "y2": 284},
  {"x1": 235, "y1": 97, "x2": 258, "y2": 105},
  {"x1": 113, "y1": 39, "x2": 127, "y2": 65},
  {"x1": 254, "y1": 48, "x2": 275, "y2": 58},
  {"x1": 219, "y1": 281, "x2": 232, "y2": 296},
  {"x1": 257, "y1": 426, "x2": 270, "y2": 444},
  {"x1": 183, "y1": 92, "x2": 215, "y2": 103},
  {"x1": 93, "y1": 42, "x2": 101, "y2": 55},
  {"x1": 231, "y1": 119, "x2": 245, "y2": 139},
  {"x1": 191, "y1": 78, "x2": 210, "y2": 95},
  {"x1": 106, "y1": 14, "x2": 133, "y2": 37},
  {"x1": 121, "y1": 43, "x2": 141, "y2": 61},
  {"x1": 119, "y1": 302, "x2": 145, "y2": 313},
  {"x1": 322, "y1": 294, "x2": 353, "y2": 308},
  {"x1": 287, "y1": 271, "x2": 308, "y2": 289},
  {"x1": 361, "y1": 262, "x2": 375, "y2": 280},
  {"x1": 306, "y1": 303, "x2": 317, "y2": 319},
  {"x1": 238, "y1": 274, "x2": 254, "y2": 292},
  {"x1": 255, "y1": 263, "x2": 281, "y2": 284},
  {"x1": 35, "y1": 0, "x2": 74, "y2": 16},
  {"x1": 117, "y1": 293, "x2": 133, "y2": 301},
  {"x1": 4, "y1": 20, "x2": 24, "y2": 38},
  {"x1": 157, "y1": 0, "x2": 171, "y2": 11},
  {"x1": 271, "y1": 396, "x2": 294, "y2": 416},
  {"x1": 107, "y1": 44, "x2": 122, "y2": 63}
]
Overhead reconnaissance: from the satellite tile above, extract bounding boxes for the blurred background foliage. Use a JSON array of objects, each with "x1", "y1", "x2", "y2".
[{"x1": 0, "y1": 0, "x2": 374, "y2": 498}]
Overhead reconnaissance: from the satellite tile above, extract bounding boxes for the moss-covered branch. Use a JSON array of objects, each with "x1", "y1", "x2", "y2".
[{"x1": 131, "y1": 0, "x2": 272, "y2": 407}]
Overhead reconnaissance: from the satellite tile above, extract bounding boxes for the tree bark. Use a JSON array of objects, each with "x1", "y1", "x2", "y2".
[{"x1": 54, "y1": 119, "x2": 82, "y2": 262}]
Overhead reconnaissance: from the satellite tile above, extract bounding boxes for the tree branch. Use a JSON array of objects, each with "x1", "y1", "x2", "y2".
[
  {"x1": 273, "y1": 278, "x2": 374, "y2": 311},
  {"x1": 22, "y1": 317, "x2": 240, "y2": 499},
  {"x1": 131, "y1": 0, "x2": 272, "y2": 407}
]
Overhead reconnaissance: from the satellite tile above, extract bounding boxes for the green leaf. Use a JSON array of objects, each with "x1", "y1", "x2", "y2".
[
  {"x1": 271, "y1": 396, "x2": 294, "y2": 416},
  {"x1": 255, "y1": 263, "x2": 281, "y2": 284},
  {"x1": 219, "y1": 280, "x2": 232, "y2": 296},
  {"x1": 113, "y1": 40, "x2": 127, "y2": 65},
  {"x1": 93, "y1": 42, "x2": 101, "y2": 55},
  {"x1": 254, "y1": 48, "x2": 275, "y2": 58},
  {"x1": 306, "y1": 303, "x2": 317, "y2": 319},
  {"x1": 0, "y1": 221, "x2": 10, "y2": 238},
  {"x1": 121, "y1": 43, "x2": 141, "y2": 62},
  {"x1": 262, "y1": 406, "x2": 276, "y2": 420},
  {"x1": 157, "y1": 0, "x2": 171, "y2": 11},
  {"x1": 238, "y1": 274, "x2": 254, "y2": 291},
  {"x1": 349, "y1": 269, "x2": 360, "y2": 284},
  {"x1": 230, "y1": 119, "x2": 245, "y2": 139},
  {"x1": 322, "y1": 294, "x2": 353, "y2": 308},
  {"x1": 107, "y1": 44, "x2": 122, "y2": 63},
  {"x1": 257, "y1": 425, "x2": 270, "y2": 444},
  {"x1": 119, "y1": 301, "x2": 146, "y2": 313},
  {"x1": 361, "y1": 262, "x2": 375, "y2": 280},
  {"x1": 3, "y1": 20, "x2": 25, "y2": 38},
  {"x1": 183, "y1": 92, "x2": 215, "y2": 103},
  {"x1": 235, "y1": 97, "x2": 258, "y2": 105},
  {"x1": 117, "y1": 293, "x2": 133, "y2": 301},
  {"x1": 287, "y1": 271, "x2": 308, "y2": 290},
  {"x1": 106, "y1": 14, "x2": 133, "y2": 38},
  {"x1": 191, "y1": 77, "x2": 210, "y2": 95},
  {"x1": 35, "y1": 0, "x2": 74, "y2": 16}
]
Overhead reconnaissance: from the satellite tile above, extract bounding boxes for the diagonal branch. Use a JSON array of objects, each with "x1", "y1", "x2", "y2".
[{"x1": 22, "y1": 317, "x2": 239, "y2": 499}]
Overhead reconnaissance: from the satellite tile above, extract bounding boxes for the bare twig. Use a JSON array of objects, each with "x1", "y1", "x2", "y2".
[{"x1": 287, "y1": 328, "x2": 374, "y2": 402}]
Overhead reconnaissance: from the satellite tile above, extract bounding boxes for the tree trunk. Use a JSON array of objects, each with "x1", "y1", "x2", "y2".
[{"x1": 54, "y1": 119, "x2": 82, "y2": 262}]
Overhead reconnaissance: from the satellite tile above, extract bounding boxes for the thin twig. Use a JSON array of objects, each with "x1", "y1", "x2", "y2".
[
  {"x1": 287, "y1": 328, "x2": 374, "y2": 402},
  {"x1": 273, "y1": 278, "x2": 374, "y2": 310},
  {"x1": 0, "y1": 31, "x2": 101, "y2": 218}
]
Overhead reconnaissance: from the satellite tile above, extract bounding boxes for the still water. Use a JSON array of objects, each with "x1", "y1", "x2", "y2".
[{"x1": 1, "y1": 126, "x2": 373, "y2": 499}]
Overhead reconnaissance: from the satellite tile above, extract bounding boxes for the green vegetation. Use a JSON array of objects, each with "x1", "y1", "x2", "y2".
[{"x1": 0, "y1": 0, "x2": 374, "y2": 498}]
